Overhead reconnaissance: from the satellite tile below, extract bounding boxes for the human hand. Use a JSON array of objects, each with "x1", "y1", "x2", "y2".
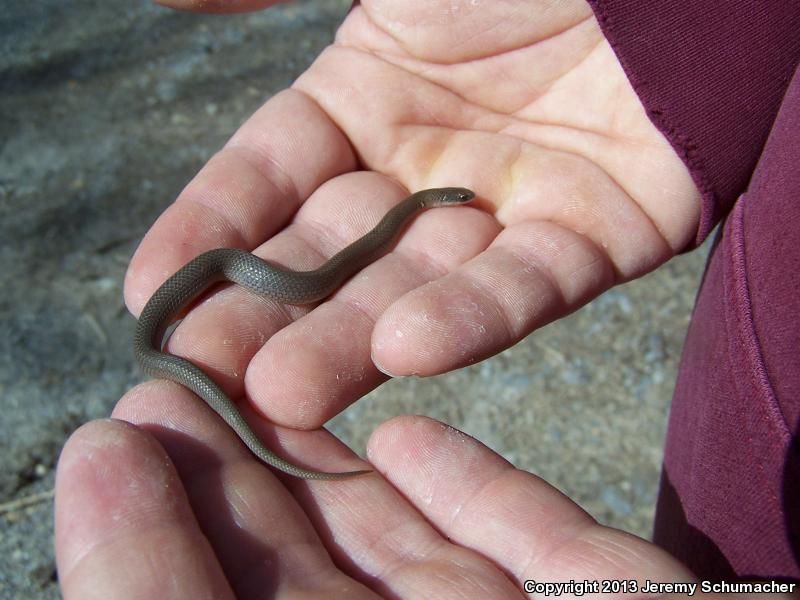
[
  {"x1": 125, "y1": 1, "x2": 700, "y2": 430},
  {"x1": 57, "y1": 388, "x2": 710, "y2": 599}
]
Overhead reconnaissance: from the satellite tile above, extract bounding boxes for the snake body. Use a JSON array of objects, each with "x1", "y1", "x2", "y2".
[{"x1": 134, "y1": 187, "x2": 475, "y2": 479}]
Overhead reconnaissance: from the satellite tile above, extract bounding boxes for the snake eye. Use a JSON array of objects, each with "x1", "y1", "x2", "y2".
[{"x1": 454, "y1": 188, "x2": 475, "y2": 203}]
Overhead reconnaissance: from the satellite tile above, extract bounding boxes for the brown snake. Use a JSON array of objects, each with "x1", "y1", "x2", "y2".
[{"x1": 134, "y1": 187, "x2": 475, "y2": 479}]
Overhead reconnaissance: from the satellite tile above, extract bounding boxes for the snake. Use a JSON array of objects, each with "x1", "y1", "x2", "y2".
[{"x1": 134, "y1": 187, "x2": 475, "y2": 479}]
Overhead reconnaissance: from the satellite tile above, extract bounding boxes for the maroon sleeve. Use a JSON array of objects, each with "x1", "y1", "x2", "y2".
[
  {"x1": 586, "y1": 1, "x2": 800, "y2": 243},
  {"x1": 585, "y1": 1, "x2": 800, "y2": 578},
  {"x1": 654, "y1": 69, "x2": 800, "y2": 578}
]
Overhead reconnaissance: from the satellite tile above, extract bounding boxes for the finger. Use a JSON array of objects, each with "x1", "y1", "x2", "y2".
[
  {"x1": 154, "y1": 0, "x2": 288, "y2": 14},
  {"x1": 372, "y1": 218, "x2": 619, "y2": 376},
  {"x1": 243, "y1": 173, "x2": 499, "y2": 427},
  {"x1": 367, "y1": 416, "x2": 695, "y2": 585},
  {"x1": 283, "y1": 446, "x2": 521, "y2": 599},
  {"x1": 111, "y1": 381, "x2": 376, "y2": 599},
  {"x1": 125, "y1": 88, "x2": 356, "y2": 315},
  {"x1": 55, "y1": 419, "x2": 234, "y2": 600}
]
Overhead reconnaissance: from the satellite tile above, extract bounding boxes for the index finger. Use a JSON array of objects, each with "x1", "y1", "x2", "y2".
[{"x1": 124, "y1": 89, "x2": 356, "y2": 316}]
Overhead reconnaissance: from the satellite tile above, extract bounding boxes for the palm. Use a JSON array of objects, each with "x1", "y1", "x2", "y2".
[
  {"x1": 314, "y1": 1, "x2": 695, "y2": 248},
  {"x1": 315, "y1": 1, "x2": 699, "y2": 266}
]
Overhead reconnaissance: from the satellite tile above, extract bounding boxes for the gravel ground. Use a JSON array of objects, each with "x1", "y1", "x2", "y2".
[{"x1": 0, "y1": 2, "x2": 709, "y2": 597}]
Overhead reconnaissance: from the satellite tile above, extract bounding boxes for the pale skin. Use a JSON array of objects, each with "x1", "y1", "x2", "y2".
[{"x1": 54, "y1": 1, "x2": 780, "y2": 598}]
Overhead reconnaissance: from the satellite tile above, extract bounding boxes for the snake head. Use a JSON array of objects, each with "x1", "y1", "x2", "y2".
[{"x1": 420, "y1": 187, "x2": 476, "y2": 208}]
